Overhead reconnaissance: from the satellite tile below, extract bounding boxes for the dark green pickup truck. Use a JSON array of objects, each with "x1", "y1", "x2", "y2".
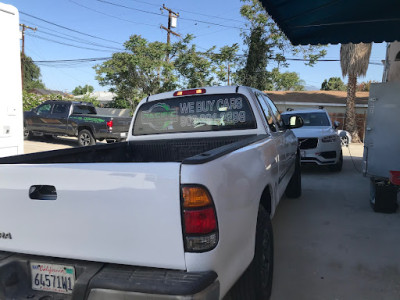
[{"x1": 24, "y1": 100, "x2": 131, "y2": 146}]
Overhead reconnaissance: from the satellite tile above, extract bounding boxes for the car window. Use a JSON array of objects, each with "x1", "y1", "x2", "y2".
[
  {"x1": 262, "y1": 94, "x2": 284, "y2": 130},
  {"x1": 255, "y1": 93, "x2": 277, "y2": 132},
  {"x1": 133, "y1": 93, "x2": 257, "y2": 135},
  {"x1": 72, "y1": 105, "x2": 96, "y2": 115},
  {"x1": 37, "y1": 104, "x2": 52, "y2": 115},
  {"x1": 52, "y1": 104, "x2": 69, "y2": 115},
  {"x1": 282, "y1": 112, "x2": 330, "y2": 127}
]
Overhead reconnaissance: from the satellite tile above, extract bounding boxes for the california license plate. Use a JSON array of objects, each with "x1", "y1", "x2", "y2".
[{"x1": 30, "y1": 263, "x2": 75, "y2": 294}]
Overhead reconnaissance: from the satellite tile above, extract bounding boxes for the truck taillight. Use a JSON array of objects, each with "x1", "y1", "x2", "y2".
[
  {"x1": 181, "y1": 185, "x2": 218, "y2": 252},
  {"x1": 106, "y1": 120, "x2": 113, "y2": 131}
]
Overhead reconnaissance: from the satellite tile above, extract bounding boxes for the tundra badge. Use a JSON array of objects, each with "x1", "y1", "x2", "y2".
[{"x1": 0, "y1": 232, "x2": 12, "y2": 239}]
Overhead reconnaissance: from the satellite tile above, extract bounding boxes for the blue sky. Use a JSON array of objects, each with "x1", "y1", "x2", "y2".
[{"x1": 6, "y1": 0, "x2": 386, "y2": 93}]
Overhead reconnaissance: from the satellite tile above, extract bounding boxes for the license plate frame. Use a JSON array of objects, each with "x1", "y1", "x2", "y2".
[
  {"x1": 30, "y1": 262, "x2": 76, "y2": 294},
  {"x1": 301, "y1": 150, "x2": 306, "y2": 158}
]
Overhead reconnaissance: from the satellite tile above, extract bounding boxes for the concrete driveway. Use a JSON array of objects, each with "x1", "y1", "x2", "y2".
[
  {"x1": 24, "y1": 136, "x2": 105, "y2": 154},
  {"x1": 272, "y1": 144, "x2": 400, "y2": 300}
]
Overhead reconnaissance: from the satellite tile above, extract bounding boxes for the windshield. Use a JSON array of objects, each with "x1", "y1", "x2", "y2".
[
  {"x1": 133, "y1": 93, "x2": 257, "y2": 135},
  {"x1": 282, "y1": 112, "x2": 330, "y2": 127}
]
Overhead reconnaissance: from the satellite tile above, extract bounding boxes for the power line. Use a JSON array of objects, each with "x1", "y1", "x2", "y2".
[
  {"x1": 31, "y1": 55, "x2": 383, "y2": 65},
  {"x1": 21, "y1": 18, "x2": 125, "y2": 52},
  {"x1": 125, "y1": 0, "x2": 246, "y2": 24},
  {"x1": 96, "y1": 0, "x2": 245, "y2": 30},
  {"x1": 36, "y1": 30, "x2": 124, "y2": 51},
  {"x1": 20, "y1": 11, "x2": 122, "y2": 45},
  {"x1": 26, "y1": 33, "x2": 119, "y2": 52},
  {"x1": 34, "y1": 57, "x2": 111, "y2": 63},
  {"x1": 68, "y1": 0, "x2": 159, "y2": 28}
]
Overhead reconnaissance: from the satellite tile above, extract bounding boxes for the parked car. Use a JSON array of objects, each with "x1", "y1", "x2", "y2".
[
  {"x1": 0, "y1": 86, "x2": 303, "y2": 299},
  {"x1": 281, "y1": 108, "x2": 343, "y2": 171},
  {"x1": 24, "y1": 100, "x2": 131, "y2": 146}
]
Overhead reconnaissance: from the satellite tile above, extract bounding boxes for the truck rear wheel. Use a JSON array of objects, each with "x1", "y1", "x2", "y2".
[
  {"x1": 285, "y1": 153, "x2": 302, "y2": 198},
  {"x1": 225, "y1": 205, "x2": 273, "y2": 300},
  {"x1": 23, "y1": 125, "x2": 32, "y2": 140},
  {"x1": 78, "y1": 129, "x2": 96, "y2": 147}
]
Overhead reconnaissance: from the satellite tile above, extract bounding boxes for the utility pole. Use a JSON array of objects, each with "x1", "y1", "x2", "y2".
[
  {"x1": 20, "y1": 24, "x2": 37, "y2": 89},
  {"x1": 160, "y1": 4, "x2": 180, "y2": 61}
]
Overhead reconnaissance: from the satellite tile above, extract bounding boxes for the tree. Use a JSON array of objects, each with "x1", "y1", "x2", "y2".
[
  {"x1": 237, "y1": 0, "x2": 326, "y2": 90},
  {"x1": 22, "y1": 55, "x2": 45, "y2": 90},
  {"x1": 321, "y1": 77, "x2": 347, "y2": 91},
  {"x1": 72, "y1": 84, "x2": 94, "y2": 95},
  {"x1": 211, "y1": 44, "x2": 240, "y2": 85},
  {"x1": 340, "y1": 43, "x2": 372, "y2": 142},
  {"x1": 270, "y1": 68, "x2": 304, "y2": 91},
  {"x1": 357, "y1": 80, "x2": 378, "y2": 92},
  {"x1": 95, "y1": 35, "x2": 178, "y2": 109},
  {"x1": 173, "y1": 35, "x2": 217, "y2": 88}
]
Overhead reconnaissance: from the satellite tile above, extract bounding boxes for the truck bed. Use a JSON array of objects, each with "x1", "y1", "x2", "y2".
[
  {"x1": 0, "y1": 135, "x2": 263, "y2": 165},
  {"x1": 0, "y1": 134, "x2": 266, "y2": 272}
]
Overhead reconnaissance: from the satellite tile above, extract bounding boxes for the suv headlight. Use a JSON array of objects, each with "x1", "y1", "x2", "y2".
[{"x1": 321, "y1": 135, "x2": 338, "y2": 143}]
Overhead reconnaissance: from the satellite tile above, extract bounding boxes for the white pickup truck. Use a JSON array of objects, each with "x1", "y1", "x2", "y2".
[{"x1": 0, "y1": 86, "x2": 303, "y2": 300}]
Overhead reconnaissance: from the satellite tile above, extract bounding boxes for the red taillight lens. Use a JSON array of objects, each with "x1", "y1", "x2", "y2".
[
  {"x1": 184, "y1": 208, "x2": 217, "y2": 234},
  {"x1": 173, "y1": 89, "x2": 206, "y2": 96},
  {"x1": 181, "y1": 185, "x2": 218, "y2": 252},
  {"x1": 106, "y1": 120, "x2": 113, "y2": 128}
]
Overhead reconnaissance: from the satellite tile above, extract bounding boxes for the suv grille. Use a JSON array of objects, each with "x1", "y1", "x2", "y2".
[{"x1": 299, "y1": 138, "x2": 318, "y2": 149}]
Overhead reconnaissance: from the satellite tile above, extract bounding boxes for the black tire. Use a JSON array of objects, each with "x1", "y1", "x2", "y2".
[
  {"x1": 285, "y1": 153, "x2": 302, "y2": 198},
  {"x1": 23, "y1": 125, "x2": 32, "y2": 140},
  {"x1": 43, "y1": 134, "x2": 54, "y2": 140},
  {"x1": 370, "y1": 179, "x2": 398, "y2": 213},
  {"x1": 341, "y1": 136, "x2": 349, "y2": 147},
  {"x1": 78, "y1": 129, "x2": 96, "y2": 147},
  {"x1": 329, "y1": 151, "x2": 343, "y2": 172},
  {"x1": 225, "y1": 206, "x2": 274, "y2": 300}
]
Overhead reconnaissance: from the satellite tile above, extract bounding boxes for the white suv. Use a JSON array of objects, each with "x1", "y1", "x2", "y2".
[{"x1": 282, "y1": 109, "x2": 343, "y2": 171}]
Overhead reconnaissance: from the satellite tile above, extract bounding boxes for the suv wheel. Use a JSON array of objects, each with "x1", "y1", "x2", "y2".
[
  {"x1": 329, "y1": 151, "x2": 343, "y2": 172},
  {"x1": 78, "y1": 129, "x2": 95, "y2": 147}
]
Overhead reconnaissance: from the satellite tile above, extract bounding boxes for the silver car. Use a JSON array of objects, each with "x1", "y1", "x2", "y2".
[{"x1": 282, "y1": 109, "x2": 343, "y2": 172}]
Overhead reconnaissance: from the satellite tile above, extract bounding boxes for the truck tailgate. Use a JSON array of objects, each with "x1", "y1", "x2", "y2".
[
  {"x1": 0, "y1": 163, "x2": 186, "y2": 270},
  {"x1": 111, "y1": 117, "x2": 131, "y2": 133}
]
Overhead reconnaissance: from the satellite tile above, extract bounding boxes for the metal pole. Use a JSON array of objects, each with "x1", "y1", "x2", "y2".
[{"x1": 19, "y1": 24, "x2": 37, "y2": 89}]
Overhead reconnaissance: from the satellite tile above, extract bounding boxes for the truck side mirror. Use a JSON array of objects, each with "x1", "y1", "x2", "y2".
[
  {"x1": 32, "y1": 108, "x2": 37, "y2": 114},
  {"x1": 286, "y1": 115, "x2": 303, "y2": 129},
  {"x1": 333, "y1": 121, "x2": 340, "y2": 129}
]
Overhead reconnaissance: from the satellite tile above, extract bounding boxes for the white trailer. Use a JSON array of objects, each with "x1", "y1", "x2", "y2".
[
  {"x1": 363, "y1": 82, "x2": 400, "y2": 213},
  {"x1": 0, "y1": 3, "x2": 24, "y2": 157}
]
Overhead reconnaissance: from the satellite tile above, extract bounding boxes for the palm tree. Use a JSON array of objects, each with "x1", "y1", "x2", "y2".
[{"x1": 340, "y1": 43, "x2": 372, "y2": 143}]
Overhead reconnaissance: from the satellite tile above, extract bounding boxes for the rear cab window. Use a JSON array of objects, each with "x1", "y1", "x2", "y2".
[
  {"x1": 72, "y1": 105, "x2": 96, "y2": 115},
  {"x1": 133, "y1": 93, "x2": 257, "y2": 135}
]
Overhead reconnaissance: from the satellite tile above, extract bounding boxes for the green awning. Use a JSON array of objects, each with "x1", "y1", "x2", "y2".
[{"x1": 260, "y1": 0, "x2": 400, "y2": 45}]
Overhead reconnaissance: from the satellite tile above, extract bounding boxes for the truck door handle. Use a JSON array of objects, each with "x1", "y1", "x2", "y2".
[{"x1": 29, "y1": 185, "x2": 57, "y2": 200}]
